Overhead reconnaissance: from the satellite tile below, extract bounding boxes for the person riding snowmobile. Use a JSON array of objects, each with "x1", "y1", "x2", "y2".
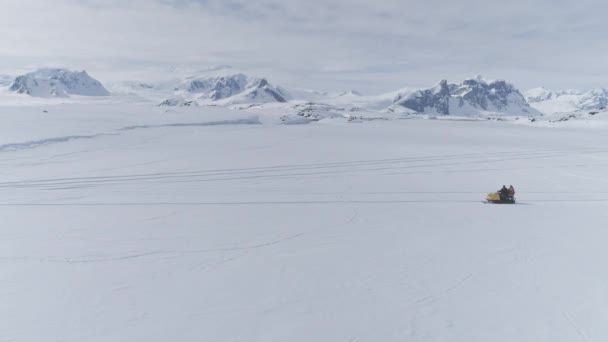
[
  {"x1": 498, "y1": 185, "x2": 509, "y2": 200},
  {"x1": 485, "y1": 185, "x2": 516, "y2": 203},
  {"x1": 508, "y1": 185, "x2": 515, "y2": 199}
]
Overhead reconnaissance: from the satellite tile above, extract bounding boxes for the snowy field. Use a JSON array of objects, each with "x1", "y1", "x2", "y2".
[{"x1": 2, "y1": 103, "x2": 608, "y2": 341}]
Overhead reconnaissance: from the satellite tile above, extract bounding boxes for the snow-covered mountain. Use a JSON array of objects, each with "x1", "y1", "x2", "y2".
[
  {"x1": 524, "y1": 87, "x2": 563, "y2": 103},
  {"x1": 392, "y1": 80, "x2": 451, "y2": 115},
  {"x1": 525, "y1": 87, "x2": 608, "y2": 114},
  {"x1": 159, "y1": 73, "x2": 289, "y2": 106},
  {"x1": 219, "y1": 78, "x2": 289, "y2": 105},
  {"x1": 9, "y1": 69, "x2": 110, "y2": 97},
  {"x1": 389, "y1": 77, "x2": 538, "y2": 116},
  {"x1": 181, "y1": 74, "x2": 249, "y2": 100}
]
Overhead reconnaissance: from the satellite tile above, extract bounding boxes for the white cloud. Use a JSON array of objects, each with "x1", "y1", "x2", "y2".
[{"x1": 1, "y1": 0, "x2": 607, "y2": 92}]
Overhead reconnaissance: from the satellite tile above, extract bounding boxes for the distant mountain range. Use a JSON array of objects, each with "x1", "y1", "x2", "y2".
[
  {"x1": 524, "y1": 87, "x2": 608, "y2": 114},
  {"x1": 2, "y1": 68, "x2": 606, "y2": 116},
  {"x1": 154, "y1": 74, "x2": 539, "y2": 116},
  {"x1": 166, "y1": 73, "x2": 290, "y2": 105}
]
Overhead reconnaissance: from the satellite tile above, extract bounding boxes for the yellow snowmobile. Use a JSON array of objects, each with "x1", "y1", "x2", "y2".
[{"x1": 485, "y1": 192, "x2": 516, "y2": 204}]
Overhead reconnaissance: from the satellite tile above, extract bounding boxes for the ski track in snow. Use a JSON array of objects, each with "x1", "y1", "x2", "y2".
[
  {"x1": 0, "y1": 233, "x2": 306, "y2": 264},
  {"x1": 563, "y1": 312, "x2": 590, "y2": 342},
  {"x1": 118, "y1": 117, "x2": 261, "y2": 130},
  {"x1": 0, "y1": 117, "x2": 261, "y2": 154},
  {"x1": 0, "y1": 147, "x2": 606, "y2": 192},
  {"x1": 414, "y1": 273, "x2": 474, "y2": 305},
  {"x1": 0, "y1": 133, "x2": 115, "y2": 152}
]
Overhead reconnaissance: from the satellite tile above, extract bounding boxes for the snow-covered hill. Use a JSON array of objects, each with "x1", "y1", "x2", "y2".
[
  {"x1": 218, "y1": 78, "x2": 289, "y2": 105},
  {"x1": 392, "y1": 80, "x2": 451, "y2": 115},
  {"x1": 9, "y1": 69, "x2": 110, "y2": 97},
  {"x1": 524, "y1": 87, "x2": 608, "y2": 114},
  {"x1": 389, "y1": 77, "x2": 539, "y2": 116},
  {"x1": 159, "y1": 73, "x2": 289, "y2": 106}
]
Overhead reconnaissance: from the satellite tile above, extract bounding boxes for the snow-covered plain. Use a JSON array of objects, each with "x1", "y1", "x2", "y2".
[{"x1": 2, "y1": 102, "x2": 608, "y2": 342}]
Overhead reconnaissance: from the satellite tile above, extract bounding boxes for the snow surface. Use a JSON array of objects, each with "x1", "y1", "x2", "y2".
[{"x1": 2, "y1": 101, "x2": 608, "y2": 341}]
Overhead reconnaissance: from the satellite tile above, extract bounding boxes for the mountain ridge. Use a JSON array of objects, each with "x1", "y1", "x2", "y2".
[
  {"x1": 8, "y1": 68, "x2": 110, "y2": 97},
  {"x1": 389, "y1": 77, "x2": 538, "y2": 116}
]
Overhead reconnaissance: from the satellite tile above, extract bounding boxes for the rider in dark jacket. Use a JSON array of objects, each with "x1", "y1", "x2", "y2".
[{"x1": 499, "y1": 185, "x2": 509, "y2": 200}]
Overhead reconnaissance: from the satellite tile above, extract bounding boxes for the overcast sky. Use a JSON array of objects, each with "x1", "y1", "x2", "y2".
[{"x1": 1, "y1": 0, "x2": 607, "y2": 93}]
